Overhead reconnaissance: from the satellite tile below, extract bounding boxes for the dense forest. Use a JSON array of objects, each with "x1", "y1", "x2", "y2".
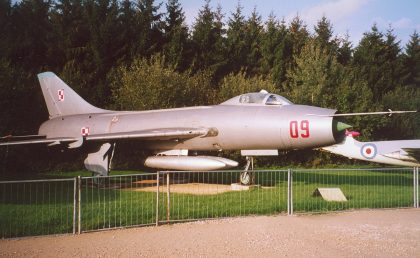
[{"x1": 0, "y1": 0, "x2": 419, "y2": 174}]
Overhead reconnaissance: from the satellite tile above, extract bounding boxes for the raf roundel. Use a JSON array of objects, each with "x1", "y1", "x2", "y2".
[{"x1": 360, "y1": 143, "x2": 377, "y2": 159}]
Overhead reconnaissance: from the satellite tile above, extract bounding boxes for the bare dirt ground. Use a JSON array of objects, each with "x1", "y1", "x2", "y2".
[
  {"x1": 137, "y1": 183, "x2": 233, "y2": 195},
  {"x1": 1, "y1": 209, "x2": 420, "y2": 258},
  {"x1": 136, "y1": 182, "x2": 270, "y2": 195}
]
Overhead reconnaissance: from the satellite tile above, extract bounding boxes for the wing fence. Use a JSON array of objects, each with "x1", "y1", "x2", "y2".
[{"x1": 0, "y1": 167, "x2": 418, "y2": 238}]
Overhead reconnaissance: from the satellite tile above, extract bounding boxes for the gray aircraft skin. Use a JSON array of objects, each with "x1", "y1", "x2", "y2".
[
  {"x1": 0, "y1": 72, "x2": 414, "y2": 176},
  {"x1": 322, "y1": 134, "x2": 420, "y2": 166}
]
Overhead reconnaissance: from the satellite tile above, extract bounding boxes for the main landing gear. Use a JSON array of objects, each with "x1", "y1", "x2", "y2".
[
  {"x1": 84, "y1": 142, "x2": 115, "y2": 177},
  {"x1": 239, "y1": 156, "x2": 254, "y2": 185}
]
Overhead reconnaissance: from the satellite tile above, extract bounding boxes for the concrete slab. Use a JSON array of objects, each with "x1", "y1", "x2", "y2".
[
  {"x1": 313, "y1": 188, "x2": 347, "y2": 202},
  {"x1": 231, "y1": 183, "x2": 261, "y2": 191}
]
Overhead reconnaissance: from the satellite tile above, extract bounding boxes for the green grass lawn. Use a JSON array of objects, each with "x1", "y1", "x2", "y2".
[
  {"x1": 0, "y1": 168, "x2": 417, "y2": 238},
  {"x1": 0, "y1": 179, "x2": 76, "y2": 238},
  {"x1": 292, "y1": 169, "x2": 414, "y2": 212}
]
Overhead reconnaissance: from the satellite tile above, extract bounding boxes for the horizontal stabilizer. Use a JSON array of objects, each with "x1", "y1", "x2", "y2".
[{"x1": 402, "y1": 148, "x2": 420, "y2": 162}]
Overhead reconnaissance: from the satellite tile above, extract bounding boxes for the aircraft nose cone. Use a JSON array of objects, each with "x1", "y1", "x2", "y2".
[{"x1": 335, "y1": 121, "x2": 352, "y2": 132}]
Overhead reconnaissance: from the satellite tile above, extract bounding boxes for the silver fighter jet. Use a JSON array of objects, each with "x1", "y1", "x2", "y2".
[{"x1": 0, "y1": 72, "x2": 414, "y2": 179}]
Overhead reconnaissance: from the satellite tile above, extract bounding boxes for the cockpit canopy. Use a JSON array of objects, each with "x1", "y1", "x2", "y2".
[{"x1": 220, "y1": 90, "x2": 293, "y2": 106}]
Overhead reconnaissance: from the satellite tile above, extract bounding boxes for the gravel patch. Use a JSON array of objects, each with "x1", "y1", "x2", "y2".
[{"x1": 1, "y1": 209, "x2": 419, "y2": 257}]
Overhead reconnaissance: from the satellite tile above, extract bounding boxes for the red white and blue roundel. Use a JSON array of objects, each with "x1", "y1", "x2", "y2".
[{"x1": 360, "y1": 143, "x2": 377, "y2": 159}]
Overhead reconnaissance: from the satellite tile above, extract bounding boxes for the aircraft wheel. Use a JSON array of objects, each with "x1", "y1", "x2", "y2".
[{"x1": 240, "y1": 171, "x2": 251, "y2": 185}]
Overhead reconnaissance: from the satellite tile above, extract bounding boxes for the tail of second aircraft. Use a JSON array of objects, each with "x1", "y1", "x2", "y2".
[{"x1": 37, "y1": 72, "x2": 107, "y2": 119}]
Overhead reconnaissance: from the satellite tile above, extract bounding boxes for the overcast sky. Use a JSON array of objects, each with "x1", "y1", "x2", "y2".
[{"x1": 178, "y1": 0, "x2": 420, "y2": 48}]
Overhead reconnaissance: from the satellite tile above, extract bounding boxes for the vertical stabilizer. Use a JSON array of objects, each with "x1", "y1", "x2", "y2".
[{"x1": 37, "y1": 72, "x2": 107, "y2": 119}]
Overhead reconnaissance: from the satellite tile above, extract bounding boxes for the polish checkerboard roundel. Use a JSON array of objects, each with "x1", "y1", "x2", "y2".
[
  {"x1": 360, "y1": 143, "x2": 377, "y2": 159},
  {"x1": 81, "y1": 127, "x2": 90, "y2": 136},
  {"x1": 58, "y1": 89, "x2": 64, "y2": 101}
]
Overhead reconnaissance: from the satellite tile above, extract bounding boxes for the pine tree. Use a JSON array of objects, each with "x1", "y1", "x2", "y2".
[
  {"x1": 261, "y1": 15, "x2": 291, "y2": 88},
  {"x1": 212, "y1": 4, "x2": 227, "y2": 79},
  {"x1": 191, "y1": 0, "x2": 226, "y2": 79},
  {"x1": 134, "y1": 0, "x2": 164, "y2": 57},
  {"x1": 165, "y1": 0, "x2": 184, "y2": 33},
  {"x1": 49, "y1": 0, "x2": 94, "y2": 105},
  {"x1": 243, "y1": 7, "x2": 263, "y2": 75},
  {"x1": 283, "y1": 15, "x2": 309, "y2": 92},
  {"x1": 118, "y1": 0, "x2": 137, "y2": 64},
  {"x1": 0, "y1": 0, "x2": 13, "y2": 59},
  {"x1": 261, "y1": 13, "x2": 279, "y2": 75},
  {"x1": 226, "y1": 2, "x2": 246, "y2": 74},
  {"x1": 353, "y1": 25, "x2": 401, "y2": 102},
  {"x1": 401, "y1": 31, "x2": 420, "y2": 89},
  {"x1": 163, "y1": 0, "x2": 189, "y2": 70},
  {"x1": 314, "y1": 16, "x2": 340, "y2": 56},
  {"x1": 337, "y1": 33, "x2": 353, "y2": 65},
  {"x1": 9, "y1": 0, "x2": 54, "y2": 72},
  {"x1": 288, "y1": 15, "x2": 309, "y2": 57},
  {"x1": 380, "y1": 31, "x2": 420, "y2": 139},
  {"x1": 286, "y1": 39, "x2": 342, "y2": 108},
  {"x1": 82, "y1": 0, "x2": 123, "y2": 106},
  {"x1": 383, "y1": 26, "x2": 403, "y2": 89},
  {"x1": 191, "y1": 0, "x2": 215, "y2": 71}
]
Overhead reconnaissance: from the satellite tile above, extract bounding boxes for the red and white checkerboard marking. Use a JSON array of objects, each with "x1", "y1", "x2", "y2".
[
  {"x1": 81, "y1": 127, "x2": 90, "y2": 136},
  {"x1": 58, "y1": 89, "x2": 64, "y2": 101}
]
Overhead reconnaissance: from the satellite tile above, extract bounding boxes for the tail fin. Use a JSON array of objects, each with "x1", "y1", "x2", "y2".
[{"x1": 37, "y1": 72, "x2": 107, "y2": 119}]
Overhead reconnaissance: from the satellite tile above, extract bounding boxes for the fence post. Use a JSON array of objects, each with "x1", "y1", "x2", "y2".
[
  {"x1": 73, "y1": 177, "x2": 77, "y2": 234},
  {"x1": 417, "y1": 167, "x2": 419, "y2": 209},
  {"x1": 415, "y1": 167, "x2": 419, "y2": 208},
  {"x1": 167, "y1": 173, "x2": 170, "y2": 223},
  {"x1": 287, "y1": 169, "x2": 293, "y2": 215},
  {"x1": 156, "y1": 171, "x2": 160, "y2": 226},
  {"x1": 77, "y1": 176, "x2": 81, "y2": 234}
]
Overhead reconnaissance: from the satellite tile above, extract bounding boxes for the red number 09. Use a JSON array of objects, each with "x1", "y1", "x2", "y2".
[{"x1": 289, "y1": 120, "x2": 310, "y2": 138}]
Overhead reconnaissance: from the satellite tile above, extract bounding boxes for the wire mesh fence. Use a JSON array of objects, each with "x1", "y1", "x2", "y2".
[
  {"x1": 292, "y1": 168, "x2": 415, "y2": 213},
  {"x1": 79, "y1": 173, "x2": 158, "y2": 232},
  {"x1": 157, "y1": 170, "x2": 288, "y2": 224},
  {"x1": 0, "y1": 178, "x2": 76, "y2": 238},
  {"x1": 0, "y1": 167, "x2": 419, "y2": 238}
]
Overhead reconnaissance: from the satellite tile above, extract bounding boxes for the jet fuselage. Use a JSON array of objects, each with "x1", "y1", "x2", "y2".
[{"x1": 39, "y1": 104, "x2": 338, "y2": 151}]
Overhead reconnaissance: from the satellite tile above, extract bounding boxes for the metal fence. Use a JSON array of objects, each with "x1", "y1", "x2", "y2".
[
  {"x1": 80, "y1": 173, "x2": 157, "y2": 232},
  {"x1": 0, "y1": 167, "x2": 418, "y2": 238},
  {"x1": 292, "y1": 168, "x2": 417, "y2": 213},
  {"x1": 0, "y1": 178, "x2": 76, "y2": 238},
  {"x1": 156, "y1": 170, "x2": 289, "y2": 225}
]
